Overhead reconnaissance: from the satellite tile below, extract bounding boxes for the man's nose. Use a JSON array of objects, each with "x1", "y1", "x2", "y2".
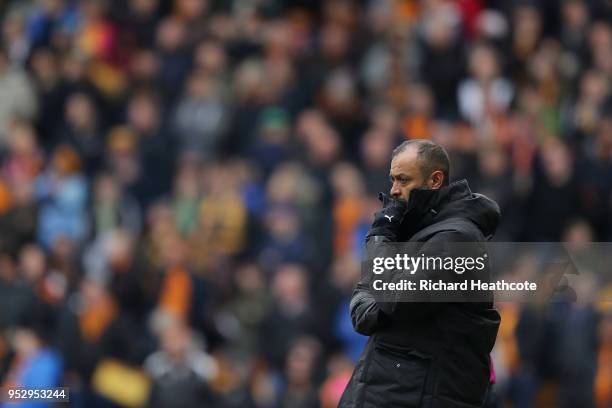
[{"x1": 390, "y1": 182, "x2": 401, "y2": 198}]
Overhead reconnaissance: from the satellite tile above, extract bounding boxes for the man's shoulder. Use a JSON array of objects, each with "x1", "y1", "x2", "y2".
[{"x1": 409, "y1": 217, "x2": 484, "y2": 243}]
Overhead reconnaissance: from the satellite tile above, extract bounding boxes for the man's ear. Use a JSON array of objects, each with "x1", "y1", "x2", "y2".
[{"x1": 427, "y1": 170, "x2": 445, "y2": 189}]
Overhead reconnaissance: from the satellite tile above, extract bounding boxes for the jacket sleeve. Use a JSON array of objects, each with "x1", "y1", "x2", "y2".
[
  {"x1": 370, "y1": 229, "x2": 475, "y2": 322},
  {"x1": 349, "y1": 280, "x2": 389, "y2": 336}
]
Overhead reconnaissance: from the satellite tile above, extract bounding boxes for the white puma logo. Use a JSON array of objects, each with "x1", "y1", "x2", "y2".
[{"x1": 384, "y1": 215, "x2": 394, "y2": 222}]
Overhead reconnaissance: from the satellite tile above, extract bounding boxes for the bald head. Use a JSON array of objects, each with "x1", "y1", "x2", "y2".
[{"x1": 392, "y1": 140, "x2": 450, "y2": 186}]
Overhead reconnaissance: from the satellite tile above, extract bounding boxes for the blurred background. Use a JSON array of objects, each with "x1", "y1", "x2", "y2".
[{"x1": 0, "y1": 0, "x2": 610, "y2": 407}]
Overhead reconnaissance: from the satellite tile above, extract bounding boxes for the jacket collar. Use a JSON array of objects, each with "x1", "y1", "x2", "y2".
[
  {"x1": 406, "y1": 179, "x2": 471, "y2": 214},
  {"x1": 400, "y1": 179, "x2": 473, "y2": 237}
]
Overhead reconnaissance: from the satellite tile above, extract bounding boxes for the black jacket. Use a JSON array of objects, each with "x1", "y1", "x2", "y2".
[{"x1": 339, "y1": 180, "x2": 501, "y2": 408}]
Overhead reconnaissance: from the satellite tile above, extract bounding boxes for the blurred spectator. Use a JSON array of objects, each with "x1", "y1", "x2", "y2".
[
  {"x1": 1, "y1": 301, "x2": 63, "y2": 408},
  {"x1": 319, "y1": 354, "x2": 353, "y2": 408},
  {"x1": 359, "y1": 123, "x2": 395, "y2": 195},
  {"x1": 328, "y1": 254, "x2": 366, "y2": 363},
  {"x1": 26, "y1": 0, "x2": 80, "y2": 49},
  {"x1": 249, "y1": 107, "x2": 293, "y2": 180},
  {"x1": 170, "y1": 161, "x2": 200, "y2": 237},
  {"x1": 261, "y1": 264, "x2": 316, "y2": 369},
  {"x1": 34, "y1": 145, "x2": 88, "y2": 248},
  {"x1": 471, "y1": 142, "x2": 523, "y2": 240},
  {"x1": 510, "y1": 4, "x2": 542, "y2": 85},
  {"x1": 0, "y1": 252, "x2": 35, "y2": 330},
  {"x1": 315, "y1": 68, "x2": 363, "y2": 155},
  {"x1": 277, "y1": 336, "x2": 321, "y2": 408},
  {"x1": 156, "y1": 233, "x2": 198, "y2": 325},
  {"x1": 565, "y1": 69, "x2": 610, "y2": 145},
  {"x1": 29, "y1": 48, "x2": 67, "y2": 148},
  {"x1": 555, "y1": 278, "x2": 600, "y2": 408},
  {"x1": 521, "y1": 139, "x2": 581, "y2": 241},
  {"x1": 76, "y1": 0, "x2": 118, "y2": 64},
  {"x1": 560, "y1": 0, "x2": 589, "y2": 66},
  {"x1": 0, "y1": 48, "x2": 37, "y2": 145},
  {"x1": 144, "y1": 316, "x2": 217, "y2": 408},
  {"x1": 155, "y1": 16, "x2": 192, "y2": 102},
  {"x1": 330, "y1": 162, "x2": 365, "y2": 256},
  {"x1": 125, "y1": 90, "x2": 174, "y2": 206},
  {"x1": 188, "y1": 162, "x2": 247, "y2": 274},
  {"x1": 458, "y1": 42, "x2": 513, "y2": 124},
  {"x1": 0, "y1": 177, "x2": 38, "y2": 250},
  {"x1": 193, "y1": 39, "x2": 227, "y2": 78},
  {"x1": 259, "y1": 205, "x2": 310, "y2": 268},
  {"x1": 3, "y1": 121, "x2": 43, "y2": 184},
  {"x1": 127, "y1": 47, "x2": 161, "y2": 90},
  {"x1": 221, "y1": 262, "x2": 271, "y2": 355},
  {"x1": 55, "y1": 92, "x2": 104, "y2": 175},
  {"x1": 419, "y1": 2, "x2": 465, "y2": 117},
  {"x1": 55, "y1": 276, "x2": 118, "y2": 386},
  {"x1": 171, "y1": 71, "x2": 228, "y2": 160},
  {"x1": 2, "y1": 9, "x2": 31, "y2": 66},
  {"x1": 402, "y1": 84, "x2": 435, "y2": 140},
  {"x1": 90, "y1": 172, "x2": 142, "y2": 239}
]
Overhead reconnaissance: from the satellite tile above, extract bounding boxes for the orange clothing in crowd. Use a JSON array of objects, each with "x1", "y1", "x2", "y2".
[
  {"x1": 333, "y1": 198, "x2": 363, "y2": 255},
  {"x1": 595, "y1": 343, "x2": 612, "y2": 408},
  {"x1": 80, "y1": 292, "x2": 118, "y2": 343},
  {"x1": 402, "y1": 115, "x2": 431, "y2": 140},
  {"x1": 0, "y1": 178, "x2": 11, "y2": 214},
  {"x1": 158, "y1": 265, "x2": 193, "y2": 321},
  {"x1": 496, "y1": 303, "x2": 520, "y2": 374}
]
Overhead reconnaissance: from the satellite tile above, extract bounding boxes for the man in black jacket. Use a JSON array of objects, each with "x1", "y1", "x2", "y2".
[{"x1": 339, "y1": 139, "x2": 501, "y2": 408}]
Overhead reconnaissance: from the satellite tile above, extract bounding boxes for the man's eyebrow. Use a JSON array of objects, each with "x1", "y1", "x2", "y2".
[{"x1": 389, "y1": 173, "x2": 410, "y2": 179}]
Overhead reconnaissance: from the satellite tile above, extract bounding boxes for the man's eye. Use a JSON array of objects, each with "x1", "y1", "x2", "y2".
[{"x1": 390, "y1": 177, "x2": 409, "y2": 184}]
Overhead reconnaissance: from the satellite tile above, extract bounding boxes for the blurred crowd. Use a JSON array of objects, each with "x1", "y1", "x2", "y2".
[{"x1": 0, "y1": 0, "x2": 611, "y2": 407}]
